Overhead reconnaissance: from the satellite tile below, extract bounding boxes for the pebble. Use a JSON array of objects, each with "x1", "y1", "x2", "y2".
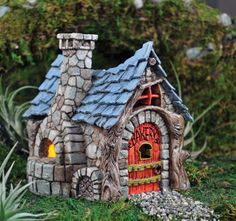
[{"x1": 130, "y1": 191, "x2": 219, "y2": 221}]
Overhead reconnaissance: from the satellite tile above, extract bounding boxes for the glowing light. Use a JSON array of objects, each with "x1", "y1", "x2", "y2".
[{"x1": 48, "y1": 143, "x2": 56, "y2": 158}]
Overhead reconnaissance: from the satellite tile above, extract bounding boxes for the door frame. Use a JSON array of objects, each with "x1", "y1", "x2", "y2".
[{"x1": 119, "y1": 109, "x2": 170, "y2": 197}]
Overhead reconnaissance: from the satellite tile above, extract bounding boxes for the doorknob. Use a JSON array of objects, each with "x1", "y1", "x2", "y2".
[{"x1": 154, "y1": 164, "x2": 162, "y2": 175}]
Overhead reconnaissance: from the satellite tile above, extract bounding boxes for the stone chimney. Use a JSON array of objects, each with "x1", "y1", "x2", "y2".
[{"x1": 49, "y1": 33, "x2": 98, "y2": 127}]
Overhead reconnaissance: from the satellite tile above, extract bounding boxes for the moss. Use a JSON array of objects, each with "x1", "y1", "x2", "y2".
[{"x1": 0, "y1": 0, "x2": 235, "y2": 154}]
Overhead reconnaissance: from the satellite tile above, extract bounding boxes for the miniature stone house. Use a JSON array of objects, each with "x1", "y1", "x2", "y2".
[{"x1": 24, "y1": 33, "x2": 193, "y2": 201}]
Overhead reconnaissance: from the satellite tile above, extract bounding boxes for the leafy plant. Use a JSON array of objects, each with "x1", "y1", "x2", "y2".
[
  {"x1": 171, "y1": 62, "x2": 221, "y2": 159},
  {"x1": 0, "y1": 78, "x2": 36, "y2": 149},
  {"x1": 0, "y1": 142, "x2": 46, "y2": 221}
]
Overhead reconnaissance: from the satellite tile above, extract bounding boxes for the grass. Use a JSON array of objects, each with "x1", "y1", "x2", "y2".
[
  {"x1": 23, "y1": 194, "x2": 152, "y2": 221},
  {"x1": 0, "y1": 145, "x2": 235, "y2": 221},
  {"x1": 184, "y1": 157, "x2": 236, "y2": 221}
]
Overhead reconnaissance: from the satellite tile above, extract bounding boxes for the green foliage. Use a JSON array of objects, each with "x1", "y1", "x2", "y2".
[
  {"x1": 0, "y1": 78, "x2": 36, "y2": 148},
  {"x1": 0, "y1": 143, "x2": 26, "y2": 184},
  {"x1": 0, "y1": 143, "x2": 46, "y2": 221},
  {"x1": 0, "y1": 0, "x2": 235, "y2": 154},
  {"x1": 184, "y1": 156, "x2": 236, "y2": 220}
]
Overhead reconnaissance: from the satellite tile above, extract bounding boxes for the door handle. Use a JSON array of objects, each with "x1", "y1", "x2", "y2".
[{"x1": 154, "y1": 164, "x2": 162, "y2": 175}]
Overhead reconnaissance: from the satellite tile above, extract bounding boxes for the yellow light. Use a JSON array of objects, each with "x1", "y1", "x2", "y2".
[{"x1": 48, "y1": 143, "x2": 56, "y2": 158}]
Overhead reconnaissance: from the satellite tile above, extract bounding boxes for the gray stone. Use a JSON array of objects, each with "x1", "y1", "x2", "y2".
[
  {"x1": 69, "y1": 55, "x2": 78, "y2": 66},
  {"x1": 28, "y1": 176, "x2": 33, "y2": 192},
  {"x1": 68, "y1": 66, "x2": 80, "y2": 75},
  {"x1": 54, "y1": 165, "x2": 65, "y2": 182},
  {"x1": 85, "y1": 57, "x2": 92, "y2": 69},
  {"x1": 65, "y1": 153, "x2": 86, "y2": 164},
  {"x1": 159, "y1": 125, "x2": 168, "y2": 135},
  {"x1": 186, "y1": 47, "x2": 202, "y2": 60},
  {"x1": 71, "y1": 189, "x2": 77, "y2": 198},
  {"x1": 54, "y1": 142, "x2": 64, "y2": 154},
  {"x1": 52, "y1": 110, "x2": 61, "y2": 126},
  {"x1": 65, "y1": 165, "x2": 73, "y2": 182},
  {"x1": 36, "y1": 179, "x2": 50, "y2": 195},
  {"x1": 145, "y1": 110, "x2": 151, "y2": 122},
  {"x1": 125, "y1": 122, "x2": 134, "y2": 133},
  {"x1": 64, "y1": 99, "x2": 75, "y2": 106},
  {"x1": 119, "y1": 150, "x2": 128, "y2": 159},
  {"x1": 133, "y1": 0, "x2": 143, "y2": 9},
  {"x1": 27, "y1": 160, "x2": 32, "y2": 175},
  {"x1": 61, "y1": 183, "x2": 71, "y2": 197},
  {"x1": 78, "y1": 60, "x2": 85, "y2": 68},
  {"x1": 161, "y1": 171, "x2": 169, "y2": 179},
  {"x1": 121, "y1": 141, "x2": 128, "y2": 150},
  {"x1": 131, "y1": 116, "x2": 139, "y2": 128},
  {"x1": 34, "y1": 162, "x2": 42, "y2": 178},
  {"x1": 162, "y1": 160, "x2": 169, "y2": 171},
  {"x1": 150, "y1": 111, "x2": 156, "y2": 123},
  {"x1": 130, "y1": 190, "x2": 219, "y2": 220},
  {"x1": 0, "y1": 6, "x2": 9, "y2": 18},
  {"x1": 48, "y1": 130, "x2": 58, "y2": 142},
  {"x1": 161, "y1": 135, "x2": 169, "y2": 144},
  {"x1": 76, "y1": 50, "x2": 87, "y2": 60},
  {"x1": 68, "y1": 77, "x2": 77, "y2": 86},
  {"x1": 161, "y1": 149, "x2": 169, "y2": 159},
  {"x1": 86, "y1": 143, "x2": 97, "y2": 159},
  {"x1": 123, "y1": 129, "x2": 132, "y2": 141},
  {"x1": 161, "y1": 178, "x2": 169, "y2": 189},
  {"x1": 51, "y1": 182, "x2": 61, "y2": 196},
  {"x1": 64, "y1": 134, "x2": 83, "y2": 143},
  {"x1": 138, "y1": 112, "x2": 145, "y2": 124},
  {"x1": 120, "y1": 176, "x2": 128, "y2": 186},
  {"x1": 76, "y1": 76, "x2": 85, "y2": 88},
  {"x1": 84, "y1": 126, "x2": 94, "y2": 136},
  {"x1": 56, "y1": 153, "x2": 64, "y2": 165},
  {"x1": 91, "y1": 170, "x2": 103, "y2": 181},
  {"x1": 61, "y1": 105, "x2": 73, "y2": 114},
  {"x1": 64, "y1": 141, "x2": 84, "y2": 153},
  {"x1": 119, "y1": 158, "x2": 128, "y2": 169},
  {"x1": 161, "y1": 143, "x2": 169, "y2": 149},
  {"x1": 65, "y1": 86, "x2": 77, "y2": 100},
  {"x1": 120, "y1": 186, "x2": 128, "y2": 198},
  {"x1": 119, "y1": 169, "x2": 128, "y2": 177},
  {"x1": 61, "y1": 73, "x2": 69, "y2": 85},
  {"x1": 87, "y1": 51, "x2": 92, "y2": 58},
  {"x1": 219, "y1": 13, "x2": 232, "y2": 27},
  {"x1": 42, "y1": 164, "x2": 54, "y2": 181},
  {"x1": 82, "y1": 80, "x2": 91, "y2": 91},
  {"x1": 80, "y1": 69, "x2": 92, "y2": 80}
]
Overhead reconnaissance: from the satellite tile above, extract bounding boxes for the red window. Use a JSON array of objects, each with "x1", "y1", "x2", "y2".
[{"x1": 134, "y1": 84, "x2": 161, "y2": 108}]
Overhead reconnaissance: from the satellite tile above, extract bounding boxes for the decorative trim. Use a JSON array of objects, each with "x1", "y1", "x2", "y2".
[
  {"x1": 128, "y1": 161, "x2": 161, "y2": 172},
  {"x1": 128, "y1": 175, "x2": 160, "y2": 187}
]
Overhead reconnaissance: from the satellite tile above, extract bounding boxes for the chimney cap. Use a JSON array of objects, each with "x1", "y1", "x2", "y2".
[{"x1": 57, "y1": 33, "x2": 98, "y2": 41}]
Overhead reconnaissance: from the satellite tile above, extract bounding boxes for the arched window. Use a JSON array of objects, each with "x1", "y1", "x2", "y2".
[
  {"x1": 39, "y1": 138, "x2": 56, "y2": 158},
  {"x1": 134, "y1": 84, "x2": 161, "y2": 108},
  {"x1": 138, "y1": 143, "x2": 152, "y2": 160}
]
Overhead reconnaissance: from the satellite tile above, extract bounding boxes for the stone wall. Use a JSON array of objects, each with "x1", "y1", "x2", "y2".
[{"x1": 27, "y1": 158, "x2": 75, "y2": 196}]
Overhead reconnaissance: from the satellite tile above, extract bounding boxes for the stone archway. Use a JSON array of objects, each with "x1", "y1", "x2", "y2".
[
  {"x1": 119, "y1": 110, "x2": 170, "y2": 197},
  {"x1": 71, "y1": 167, "x2": 103, "y2": 201}
]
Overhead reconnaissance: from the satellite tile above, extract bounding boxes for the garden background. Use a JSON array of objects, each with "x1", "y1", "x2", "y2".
[{"x1": 0, "y1": 0, "x2": 235, "y2": 220}]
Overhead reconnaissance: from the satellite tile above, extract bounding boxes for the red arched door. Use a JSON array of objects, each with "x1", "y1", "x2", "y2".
[{"x1": 128, "y1": 122, "x2": 161, "y2": 195}]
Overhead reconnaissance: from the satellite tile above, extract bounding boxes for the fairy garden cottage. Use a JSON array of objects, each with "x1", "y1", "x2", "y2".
[{"x1": 24, "y1": 33, "x2": 193, "y2": 201}]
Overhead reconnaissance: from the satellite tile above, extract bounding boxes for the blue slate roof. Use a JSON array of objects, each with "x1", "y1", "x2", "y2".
[
  {"x1": 24, "y1": 41, "x2": 193, "y2": 127},
  {"x1": 23, "y1": 55, "x2": 63, "y2": 118},
  {"x1": 72, "y1": 42, "x2": 193, "y2": 129}
]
